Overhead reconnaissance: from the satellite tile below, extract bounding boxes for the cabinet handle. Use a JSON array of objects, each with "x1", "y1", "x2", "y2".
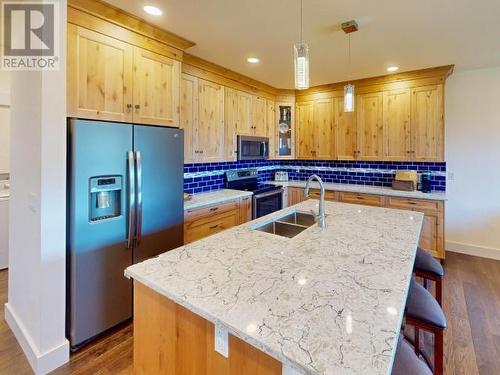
[
  {"x1": 200, "y1": 150, "x2": 204, "y2": 154},
  {"x1": 407, "y1": 201, "x2": 417, "y2": 205},
  {"x1": 126, "y1": 103, "x2": 132, "y2": 112},
  {"x1": 209, "y1": 207, "x2": 219, "y2": 212},
  {"x1": 135, "y1": 104, "x2": 140, "y2": 110},
  {"x1": 406, "y1": 151, "x2": 411, "y2": 154},
  {"x1": 209, "y1": 224, "x2": 219, "y2": 230}
]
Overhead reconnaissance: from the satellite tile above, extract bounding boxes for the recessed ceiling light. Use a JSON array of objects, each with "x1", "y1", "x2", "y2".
[
  {"x1": 144, "y1": 5, "x2": 162, "y2": 16},
  {"x1": 387, "y1": 66, "x2": 399, "y2": 73},
  {"x1": 247, "y1": 57, "x2": 259, "y2": 64}
]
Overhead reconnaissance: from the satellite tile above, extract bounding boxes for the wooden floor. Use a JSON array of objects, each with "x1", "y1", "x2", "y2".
[{"x1": 0, "y1": 252, "x2": 499, "y2": 374}]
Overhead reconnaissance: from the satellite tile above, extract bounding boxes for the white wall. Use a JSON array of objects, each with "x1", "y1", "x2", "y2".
[
  {"x1": 0, "y1": 70, "x2": 10, "y2": 173},
  {"x1": 445, "y1": 66, "x2": 500, "y2": 259},
  {"x1": 4, "y1": 2, "x2": 69, "y2": 374}
]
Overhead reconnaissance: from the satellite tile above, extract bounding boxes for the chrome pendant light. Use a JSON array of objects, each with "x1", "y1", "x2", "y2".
[
  {"x1": 294, "y1": 0, "x2": 309, "y2": 90},
  {"x1": 342, "y1": 20, "x2": 358, "y2": 112}
]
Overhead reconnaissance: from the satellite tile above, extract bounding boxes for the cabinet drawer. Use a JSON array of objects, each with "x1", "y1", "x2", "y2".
[
  {"x1": 309, "y1": 189, "x2": 337, "y2": 201},
  {"x1": 185, "y1": 200, "x2": 239, "y2": 222},
  {"x1": 184, "y1": 210, "x2": 240, "y2": 244},
  {"x1": 339, "y1": 192, "x2": 384, "y2": 207},
  {"x1": 386, "y1": 197, "x2": 441, "y2": 212}
]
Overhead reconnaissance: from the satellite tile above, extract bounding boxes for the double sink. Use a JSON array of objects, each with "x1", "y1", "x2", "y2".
[{"x1": 254, "y1": 211, "x2": 317, "y2": 238}]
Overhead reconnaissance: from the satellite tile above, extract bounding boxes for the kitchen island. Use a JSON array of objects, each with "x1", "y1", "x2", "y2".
[{"x1": 125, "y1": 199, "x2": 423, "y2": 375}]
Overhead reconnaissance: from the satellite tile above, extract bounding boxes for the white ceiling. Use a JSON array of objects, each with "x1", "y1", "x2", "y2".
[{"x1": 104, "y1": 0, "x2": 500, "y2": 89}]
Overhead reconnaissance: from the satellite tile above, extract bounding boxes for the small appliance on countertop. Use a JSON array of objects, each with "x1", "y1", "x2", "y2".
[
  {"x1": 275, "y1": 171, "x2": 289, "y2": 182},
  {"x1": 225, "y1": 169, "x2": 283, "y2": 219},
  {"x1": 392, "y1": 170, "x2": 417, "y2": 192},
  {"x1": 420, "y1": 172, "x2": 432, "y2": 193}
]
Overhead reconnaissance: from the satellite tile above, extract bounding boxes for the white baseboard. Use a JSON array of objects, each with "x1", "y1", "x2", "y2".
[
  {"x1": 446, "y1": 241, "x2": 500, "y2": 260},
  {"x1": 4, "y1": 303, "x2": 69, "y2": 375}
]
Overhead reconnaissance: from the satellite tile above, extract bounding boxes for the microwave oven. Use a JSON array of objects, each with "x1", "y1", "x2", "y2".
[{"x1": 237, "y1": 135, "x2": 269, "y2": 160}]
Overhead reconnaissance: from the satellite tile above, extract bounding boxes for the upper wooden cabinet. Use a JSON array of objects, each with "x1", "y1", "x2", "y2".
[
  {"x1": 252, "y1": 96, "x2": 268, "y2": 137},
  {"x1": 313, "y1": 98, "x2": 335, "y2": 160},
  {"x1": 383, "y1": 89, "x2": 411, "y2": 161},
  {"x1": 411, "y1": 85, "x2": 444, "y2": 161},
  {"x1": 132, "y1": 47, "x2": 180, "y2": 126},
  {"x1": 334, "y1": 98, "x2": 357, "y2": 160},
  {"x1": 224, "y1": 88, "x2": 238, "y2": 161},
  {"x1": 180, "y1": 74, "x2": 198, "y2": 163},
  {"x1": 197, "y1": 79, "x2": 225, "y2": 162},
  {"x1": 67, "y1": 24, "x2": 134, "y2": 123},
  {"x1": 356, "y1": 92, "x2": 383, "y2": 160},
  {"x1": 67, "y1": 24, "x2": 181, "y2": 127},
  {"x1": 296, "y1": 101, "x2": 315, "y2": 159},
  {"x1": 180, "y1": 75, "x2": 225, "y2": 163},
  {"x1": 236, "y1": 91, "x2": 253, "y2": 135}
]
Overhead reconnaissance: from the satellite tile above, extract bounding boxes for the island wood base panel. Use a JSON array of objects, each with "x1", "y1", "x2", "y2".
[{"x1": 133, "y1": 281, "x2": 282, "y2": 375}]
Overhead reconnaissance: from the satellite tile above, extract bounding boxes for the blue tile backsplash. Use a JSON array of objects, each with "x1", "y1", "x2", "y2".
[{"x1": 183, "y1": 159, "x2": 446, "y2": 194}]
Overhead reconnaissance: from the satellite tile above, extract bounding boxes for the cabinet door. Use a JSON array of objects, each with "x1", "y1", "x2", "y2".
[
  {"x1": 313, "y1": 98, "x2": 335, "y2": 160},
  {"x1": 356, "y1": 92, "x2": 383, "y2": 160},
  {"x1": 288, "y1": 187, "x2": 307, "y2": 206},
  {"x1": 239, "y1": 196, "x2": 252, "y2": 224},
  {"x1": 237, "y1": 91, "x2": 253, "y2": 135},
  {"x1": 67, "y1": 24, "x2": 133, "y2": 122},
  {"x1": 411, "y1": 85, "x2": 444, "y2": 161},
  {"x1": 334, "y1": 98, "x2": 357, "y2": 160},
  {"x1": 383, "y1": 89, "x2": 411, "y2": 161},
  {"x1": 180, "y1": 74, "x2": 198, "y2": 163},
  {"x1": 252, "y1": 96, "x2": 268, "y2": 137},
  {"x1": 224, "y1": 88, "x2": 238, "y2": 161},
  {"x1": 296, "y1": 102, "x2": 315, "y2": 159},
  {"x1": 133, "y1": 47, "x2": 180, "y2": 126},
  {"x1": 197, "y1": 79, "x2": 225, "y2": 162},
  {"x1": 267, "y1": 101, "x2": 276, "y2": 158},
  {"x1": 419, "y1": 210, "x2": 444, "y2": 259}
]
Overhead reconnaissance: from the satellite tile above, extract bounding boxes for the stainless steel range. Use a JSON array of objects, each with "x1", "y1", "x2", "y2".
[{"x1": 225, "y1": 169, "x2": 283, "y2": 219}]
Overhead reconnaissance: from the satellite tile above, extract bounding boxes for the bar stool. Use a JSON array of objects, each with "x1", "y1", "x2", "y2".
[
  {"x1": 405, "y1": 278, "x2": 447, "y2": 375},
  {"x1": 392, "y1": 335, "x2": 432, "y2": 375},
  {"x1": 414, "y1": 247, "x2": 444, "y2": 306}
]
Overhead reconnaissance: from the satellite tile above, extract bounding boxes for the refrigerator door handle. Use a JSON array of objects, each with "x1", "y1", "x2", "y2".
[
  {"x1": 135, "y1": 151, "x2": 143, "y2": 246},
  {"x1": 127, "y1": 151, "x2": 136, "y2": 249}
]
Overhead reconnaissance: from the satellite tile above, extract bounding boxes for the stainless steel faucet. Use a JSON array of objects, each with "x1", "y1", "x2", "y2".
[{"x1": 304, "y1": 174, "x2": 326, "y2": 229}]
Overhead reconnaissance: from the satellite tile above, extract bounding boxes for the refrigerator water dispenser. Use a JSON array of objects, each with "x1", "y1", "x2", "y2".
[{"x1": 89, "y1": 176, "x2": 122, "y2": 222}]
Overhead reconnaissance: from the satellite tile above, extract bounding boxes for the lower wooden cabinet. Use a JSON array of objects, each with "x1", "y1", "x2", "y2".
[
  {"x1": 184, "y1": 197, "x2": 253, "y2": 244},
  {"x1": 339, "y1": 192, "x2": 384, "y2": 207},
  {"x1": 287, "y1": 187, "x2": 308, "y2": 206}
]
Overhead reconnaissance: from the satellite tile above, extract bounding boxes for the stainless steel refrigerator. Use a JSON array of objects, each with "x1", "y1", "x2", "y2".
[{"x1": 67, "y1": 119, "x2": 184, "y2": 350}]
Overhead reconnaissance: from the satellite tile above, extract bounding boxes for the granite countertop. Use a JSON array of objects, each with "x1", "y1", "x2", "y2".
[
  {"x1": 126, "y1": 200, "x2": 423, "y2": 375},
  {"x1": 184, "y1": 189, "x2": 253, "y2": 210},
  {"x1": 269, "y1": 180, "x2": 446, "y2": 201}
]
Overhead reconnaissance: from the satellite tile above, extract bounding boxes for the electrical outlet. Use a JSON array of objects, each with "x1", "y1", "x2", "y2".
[
  {"x1": 214, "y1": 323, "x2": 228, "y2": 358},
  {"x1": 448, "y1": 172, "x2": 455, "y2": 181}
]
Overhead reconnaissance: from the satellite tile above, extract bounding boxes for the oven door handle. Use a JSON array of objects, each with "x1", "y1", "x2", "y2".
[{"x1": 253, "y1": 188, "x2": 284, "y2": 200}]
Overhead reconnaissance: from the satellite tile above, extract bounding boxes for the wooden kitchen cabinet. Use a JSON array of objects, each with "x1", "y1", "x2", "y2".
[
  {"x1": 184, "y1": 200, "x2": 240, "y2": 244},
  {"x1": 132, "y1": 47, "x2": 180, "y2": 126},
  {"x1": 296, "y1": 99, "x2": 334, "y2": 160},
  {"x1": 383, "y1": 89, "x2": 411, "y2": 161},
  {"x1": 239, "y1": 196, "x2": 252, "y2": 223},
  {"x1": 339, "y1": 192, "x2": 385, "y2": 207},
  {"x1": 411, "y1": 85, "x2": 444, "y2": 161},
  {"x1": 224, "y1": 88, "x2": 239, "y2": 161},
  {"x1": 386, "y1": 196, "x2": 444, "y2": 258},
  {"x1": 252, "y1": 96, "x2": 268, "y2": 137},
  {"x1": 197, "y1": 79, "x2": 225, "y2": 162},
  {"x1": 180, "y1": 73, "x2": 198, "y2": 163},
  {"x1": 356, "y1": 92, "x2": 384, "y2": 160},
  {"x1": 287, "y1": 187, "x2": 307, "y2": 206},
  {"x1": 309, "y1": 189, "x2": 337, "y2": 201},
  {"x1": 236, "y1": 91, "x2": 253, "y2": 135},
  {"x1": 296, "y1": 101, "x2": 315, "y2": 159},
  {"x1": 267, "y1": 101, "x2": 276, "y2": 158},
  {"x1": 68, "y1": 24, "x2": 180, "y2": 127},
  {"x1": 67, "y1": 24, "x2": 134, "y2": 122},
  {"x1": 334, "y1": 97, "x2": 357, "y2": 160}
]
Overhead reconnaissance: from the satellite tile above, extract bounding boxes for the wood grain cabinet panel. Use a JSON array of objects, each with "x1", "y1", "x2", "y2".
[
  {"x1": 267, "y1": 101, "x2": 276, "y2": 158},
  {"x1": 287, "y1": 187, "x2": 307, "y2": 206},
  {"x1": 339, "y1": 192, "x2": 384, "y2": 207},
  {"x1": 237, "y1": 91, "x2": 253, "y2": 135},
  {"x1": 252, "y1": 96, "x2": 268, "y2": 137},
  {"x1": 383, "y1": 89, "x2": 411, "y2": 161},
  {"x1": 309, "y1": 189, "x2": 337, "y2": 201},
  {"x1": 67, "y1": 24, "x2": 133, "y2": 122},
  {"x1": 180, "y1": 73, "x2": 198, "y2": 163},
  {"x1": 132, "y1": 47, "x2": 180, "y2": 126},
  {"x1": 224, "y1": 88, "x2": 239, "y2": 161},
  {"x1": 356, "y1": 92, "x2": 384, "y2": 160},
  {"x1": 296, "y1": 102, "x2": 315, "y2": 159},
  {"x1": 411, "y1": 85, "x2": 444, "y2": 161},
  {"x1": 334, "y1": 97, "x2": 357, "y2": 160},
  {"x1": 197, "y1": 79, "x2": 225, "y2": 162},
  {"x1": 239, "y1": 196, "x2": 252, "y2": 224},
  {"x1": 313, "y1": 98, "x2": 335, "y2": 160}
]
